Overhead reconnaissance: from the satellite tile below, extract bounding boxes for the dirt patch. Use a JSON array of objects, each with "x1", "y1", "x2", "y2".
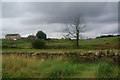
[{"x1": 95, "y1": 44, "x2": 119, "y2": 49}]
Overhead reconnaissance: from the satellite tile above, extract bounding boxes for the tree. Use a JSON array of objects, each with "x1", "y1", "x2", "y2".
[
  {"x1": 64, "y1": 15, "x2": 85, "y2": 48},
  {"x1": 36, "y1": 31, "x2": 47, "y2": 39}
]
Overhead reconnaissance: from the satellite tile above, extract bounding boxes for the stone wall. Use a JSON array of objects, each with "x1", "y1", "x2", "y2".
[{"x1": 2, "y1": 50, "x2": 120, "y2": 64}]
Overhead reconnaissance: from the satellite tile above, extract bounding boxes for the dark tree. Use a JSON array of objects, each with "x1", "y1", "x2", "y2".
[
  {"x1": 64, "y1": 15, "x2": 85, "y2": 48},
  {"x1": 36, "y1": 31, "x2": 47, "y2": 39}
]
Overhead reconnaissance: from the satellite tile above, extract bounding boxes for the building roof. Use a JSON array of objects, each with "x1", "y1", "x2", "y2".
[{"x1": 6, "y1": 34, "x2": 20, "y2": 36}]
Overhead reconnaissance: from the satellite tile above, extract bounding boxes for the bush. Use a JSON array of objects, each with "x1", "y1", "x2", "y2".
[{"x1": 32, "y1": 39, "x2": 46, "y2": 49}]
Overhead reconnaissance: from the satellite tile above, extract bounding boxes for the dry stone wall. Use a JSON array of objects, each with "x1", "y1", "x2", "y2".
[{"x1": 2, "y1": 50, "x2": 120, "y2": 64}]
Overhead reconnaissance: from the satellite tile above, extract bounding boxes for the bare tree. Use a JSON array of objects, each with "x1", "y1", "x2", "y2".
[{"x1": 64, "y1": 15, "x2": 85, "y2": 48}]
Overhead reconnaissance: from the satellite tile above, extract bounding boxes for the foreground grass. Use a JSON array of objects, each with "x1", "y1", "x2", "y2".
[{"x1": 2, "y1": 55, "x2": 120, "y2": 78}]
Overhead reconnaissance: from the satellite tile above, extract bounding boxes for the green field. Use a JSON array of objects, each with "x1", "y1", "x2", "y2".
[
  {"x1": 2, "y1": 36, "x2": 119, "y2": 50},
  {"x1": 2, "y1": 36, "x2": 120, "y2": 78}
]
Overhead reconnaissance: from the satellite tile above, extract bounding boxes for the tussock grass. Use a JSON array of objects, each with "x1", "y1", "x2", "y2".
[{"x1": 2, "y1": 54, "x2": 120, "y2": 78}]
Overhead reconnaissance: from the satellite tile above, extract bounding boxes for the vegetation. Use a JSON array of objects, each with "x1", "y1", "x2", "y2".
[
  {"x1": 2, "y1": 39, "x2": 32, "y2": 49},
  {"x1": 2, "y1": 54, "x2": 120, "y2": 78},
  {"x1": 64, "y1": 16, "x2": 85, "y2": 48},
  {"x1": 36, "y1": 31, "x2": 47, "y2": 39},
  {"x1": 2, "y1": 36, "x2": 119, "y2": 50},
  {"x1": 2, "y1": 36, "x2": 120, "y2": 78},
  {"x1": 32, "y1": 39, "x2": 46, "y2": 49},
  {"x1": 96, "y1": 34, "x2": 120, "y2": 39}
]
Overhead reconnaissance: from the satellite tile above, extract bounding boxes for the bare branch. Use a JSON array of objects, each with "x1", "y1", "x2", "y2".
[
  {"x1": 70, "y1": 24, "x2": 76, "y2": 29},
  {"x1": 65, "y1": 25, "x2": 76, "y2": 38},
  {"x1": 63, "y1": 15, "x2": 86, "y2": 48}
]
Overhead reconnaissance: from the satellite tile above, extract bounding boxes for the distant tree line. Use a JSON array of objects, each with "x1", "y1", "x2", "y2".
[{"x1": 96, "y1": 35, "x2": 120, "y2": 39}]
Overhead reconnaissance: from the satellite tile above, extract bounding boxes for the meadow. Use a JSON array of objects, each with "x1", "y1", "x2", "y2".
[
  {"x1": 2, "y1": 36, "x2": 119, "y2": 50},
  {"x1": 2, "y1": 36, "x2": 120, "y2": 78}
]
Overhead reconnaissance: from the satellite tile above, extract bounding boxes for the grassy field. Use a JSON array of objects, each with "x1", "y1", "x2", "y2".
[
  {"x1": 2, "y1": 54, "x2": 120, "y2": 78},
  {"x1": 2, "y1": 36, "x2": 119, "y2": 50},
  {"x1": 2, "y1": 36, "x2": 120, "y2": 78}
]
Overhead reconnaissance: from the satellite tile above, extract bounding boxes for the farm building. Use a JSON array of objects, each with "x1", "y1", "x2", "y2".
[
  {"x1": 27, "y1": 35, "x2": 37, "y2": 40},
  {"x1": 5, "y1": 34, "x2": 21, "y2": 40}
]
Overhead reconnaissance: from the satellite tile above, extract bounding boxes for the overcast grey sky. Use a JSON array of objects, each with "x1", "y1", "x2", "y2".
[{"x1": 2, "y1": 2, "x2": 118, "y2": 38}]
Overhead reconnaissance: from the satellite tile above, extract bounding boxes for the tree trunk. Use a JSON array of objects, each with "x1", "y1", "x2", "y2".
[{"x1": 76, "y1": 29, "x2": 79, "y2": 48}]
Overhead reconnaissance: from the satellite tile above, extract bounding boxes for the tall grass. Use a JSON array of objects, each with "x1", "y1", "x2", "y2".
[
  {"x1": 98, "y1": 61, "x2": 119, "y2": 78},
  {"x1": 2, "y1": 54, "x2": 120, "y2": 78}
]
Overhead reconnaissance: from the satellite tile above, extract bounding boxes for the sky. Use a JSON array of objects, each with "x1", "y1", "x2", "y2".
[{"x1": 1, "y1": 2, "x2": 118, "y2": 39}]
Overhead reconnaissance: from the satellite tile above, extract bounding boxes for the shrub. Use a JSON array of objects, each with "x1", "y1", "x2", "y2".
[{"x1": 32, "y1": 39, "x2": 46, "y2": 49}]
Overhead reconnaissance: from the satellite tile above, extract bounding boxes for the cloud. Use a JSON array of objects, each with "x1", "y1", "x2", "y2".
[{"x1": 2, "y1": 2, "x2": 118, "y2": 38}]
